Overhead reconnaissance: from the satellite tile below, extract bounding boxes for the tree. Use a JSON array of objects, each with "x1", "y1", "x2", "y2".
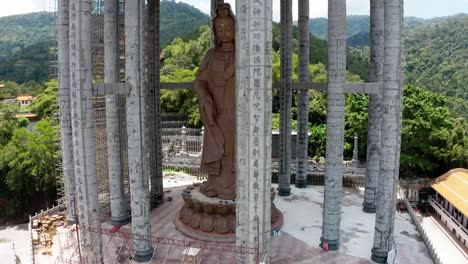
[
  {"x1": 400, "y1": 85, "x2": 454, "y2": 177},
  {"x1": 0, "y1": 119, "x2": 59, "y2": 218},
  {"x1": 29, "y1": 80, "x2": 58, "y2": 118},
  {"x1": 0, "y1": 102, "x2": 20, "y2": 146}
]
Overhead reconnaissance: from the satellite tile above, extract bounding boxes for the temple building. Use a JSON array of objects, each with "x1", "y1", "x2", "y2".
[{"x1": 430, "y1": 168, "x2": 468, "y2": 248}]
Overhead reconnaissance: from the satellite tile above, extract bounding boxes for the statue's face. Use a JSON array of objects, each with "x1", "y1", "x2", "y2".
[{"x1": 214, "y1": 17, "x2": 235, "y2": 44}]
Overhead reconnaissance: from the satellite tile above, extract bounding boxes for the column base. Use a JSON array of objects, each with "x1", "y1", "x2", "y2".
[
  {"x1": 66, "y1": 217, "x2": 76, "y2": 225},
  {"x1": 319, "y1": 236, "x2": 339, "y2": 251},
  {"x1": 134, "y1": 247, "x2": 154, "y2": 262},
  {"x1": 278, "y1": 187, "x2": 291, "y2": 196},
  {"x1": 295, "y1": 179, "x2": 307, "y2": 188},
  {"x1": 111, "y1": 215, "x2": 131, "y2": 226},
  {"x1": 371, "y1": 248, "x2": 388, "y2": 263},
  {"x1": 362, "y1": 202, "x2": 376, "y2": 213}
]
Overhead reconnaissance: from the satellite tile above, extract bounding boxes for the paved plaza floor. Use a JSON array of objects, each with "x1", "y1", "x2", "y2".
[{"x1": 11, "y1": 173, "x2": 436, "y2": 263}]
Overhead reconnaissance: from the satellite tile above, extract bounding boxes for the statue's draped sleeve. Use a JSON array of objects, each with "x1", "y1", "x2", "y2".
[{"x1": 195, "y1": 48, "x2": 224, "y2": 165}]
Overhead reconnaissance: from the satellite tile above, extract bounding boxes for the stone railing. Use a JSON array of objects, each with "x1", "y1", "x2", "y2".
[
  {"x1": 30, "y1": 204, "x2": 65, "y2": 221},
  {"x1": 28, "y1": 218, "x2": 35, "y2": 264},
  {"x1": 399, "y1": 190, "x2": 442, "y2": 264},
  {"x1": 428, "y1": 196, "x2": 468, "y2": 242}
]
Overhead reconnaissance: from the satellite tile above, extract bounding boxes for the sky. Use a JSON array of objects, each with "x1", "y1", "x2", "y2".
[{"x1": 0, "y1": 0, "x2": 467, "y2": 20}]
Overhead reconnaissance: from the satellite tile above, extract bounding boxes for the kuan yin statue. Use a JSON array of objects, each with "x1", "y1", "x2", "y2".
[
  {"x1": 195, "y1": 3, "x2": 236, "y2": 200},
  {"x1": 175, "y1": 4, "x2": 282, "y2": 241}
]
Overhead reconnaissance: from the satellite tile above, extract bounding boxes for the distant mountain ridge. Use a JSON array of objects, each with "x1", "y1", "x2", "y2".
[{"x1": 309, "y1": 13, "x2": 468, "y2": 47}]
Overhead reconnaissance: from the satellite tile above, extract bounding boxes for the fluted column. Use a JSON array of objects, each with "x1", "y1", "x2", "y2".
[
  {"x1": 371, "y1": 0, "x2": 404, "y2": 262},
  {"x1": 278, "y1": 0, "x2": 293, "y2": 196},
  {"x1": 236, "y1": 0, "x2": 273, "y2": 262},
  {"x1": 320, "y1": 0, "x2": 346, "y2": 251},
  {"x1": 69, "y1": 0, "x2": 102, "y2": 261},
  {"x1": 58, "y1": 0, "x2": 76, "y2": 224},
  {"x1": 295, "y1": 0, "x2": 310, "y2": 189},
  {"x1": 105, "y1": 0, "x2": 129, "y2": 226},
  {"x1": 125, "y1": 0, "x2": 153, "y2": 261},
  {"x1": 363, "y1": 0, "x2": 384, "y2": 213}
]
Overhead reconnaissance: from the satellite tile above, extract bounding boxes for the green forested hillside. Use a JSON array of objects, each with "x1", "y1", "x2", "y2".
[
  {"x1": 0, "y1": 1, "x2": 209, "y2": 83},
  {"x1": 309, "y1": 15, "x2": 370, "y2": 41},
  {"x1": 405, "y1": 15, "x2": 467, "y2": 100},
  {"x1": 405, "y1": 15, "x2": 468, "y2": 119},
  {"x1": 0, "y1": 12, "x2": 54, "y2": 83},
  {"x1": 160, "y1": 0, "x2": 209, "y2": 47}
]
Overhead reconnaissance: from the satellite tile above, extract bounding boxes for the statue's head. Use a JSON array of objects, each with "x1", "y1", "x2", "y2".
[{"x1": 213, "y1": 3, "x2": 235, "y2": 47}]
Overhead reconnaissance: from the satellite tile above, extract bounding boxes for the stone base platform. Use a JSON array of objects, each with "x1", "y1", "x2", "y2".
[{"x1": 174, "y1": 184, "x2": 283, "y2": 243}]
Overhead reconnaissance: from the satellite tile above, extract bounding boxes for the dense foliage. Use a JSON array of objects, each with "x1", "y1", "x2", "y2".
[
  {"x1": 158, "y1": 22, "x2": 466, "y2": 177},
  {"x1": 404, "y1": 15, "x2": 468, "y2": 118},
  {"x1": 0, "y1": 81, "x2": 59, "y2": 221}
]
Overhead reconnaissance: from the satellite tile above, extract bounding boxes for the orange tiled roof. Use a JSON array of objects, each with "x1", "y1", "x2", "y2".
[
  {"x1": 16, "y1": 94, "x2": 34, "y2": 101},
  {"x1": 431, "y1": 168, "x2": 468, "y2": 217}
]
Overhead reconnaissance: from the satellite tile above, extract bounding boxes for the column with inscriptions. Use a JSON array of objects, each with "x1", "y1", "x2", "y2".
[
  {"x1": 371, "y1": 0, "x2": 404, "y2": 262},
  {"x1": 105, "y1": 0, "x2": 129, "y2": 226},
  {"x1": 125, "y1": 0, "x2": 154, "y2": 261},
  {"x1": 363, "y1": 0, "x2": 384, "y2": 213},
  {"x1": 58, "y1": 0, "x2": 76, "y2": 224},
  {"x1": 295, "y1": 0, "x2": 310, "y2": 188},
  {"x1": 236, "y1": 0, "x2": 273, "y2": 263},
  {"x1": 278, "y1": 0, "x2": 293, "y2": 196},
  {"x1": 69, "y1": 0, "x2": 102, "y2": 261},
  {"x1": 320, "y1": 0, "x2": 346, "y2": 251}
]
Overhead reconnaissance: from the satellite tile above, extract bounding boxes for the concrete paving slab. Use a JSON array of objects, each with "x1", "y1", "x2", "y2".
[{"x1": 274, "y1": 184, "x2": 433, "y2": 264}]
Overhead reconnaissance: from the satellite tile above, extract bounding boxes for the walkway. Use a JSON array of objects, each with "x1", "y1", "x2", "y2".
[{"x1": 421, "y1": 214, "x2": 468, "y2": 264}]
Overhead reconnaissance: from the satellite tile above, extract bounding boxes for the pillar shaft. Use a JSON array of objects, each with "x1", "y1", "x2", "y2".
[
  {"x1": 371, "y1": 0, "x2": 404, "y2": 262},
  {"x1": 235, "y1": 0, "x2": 273, "y2": 263},
  {"x1": 125, "y1": 0, "x2": 153, "y2": 261},
  {"x1": 321, "y1": 0, "x2": 346, "y2": 251},
  {"x1": 58, "y1": 0, "x2": 76, "y2": 224},
  {"x1": 295, "y1": 0, "x2": 310, "y2": 188},
  {"x1": 147, "y1": 0, "x2": 164, "y2": 207},
  {"x1": 352, "y1": 134, "x2": 359, "y2": 161},
  {"x1": 363, "y1": 0, "x2": 384, "y2": 213},
  {"x1": 69, "y1": 0, "x2": 102, "y2": 261},
  {"x1": 105, "y1": 0, "x2": 129, "y2": 226},
  {"x1": 278, "y1": 0, "x2": 293, "y2": 196}
]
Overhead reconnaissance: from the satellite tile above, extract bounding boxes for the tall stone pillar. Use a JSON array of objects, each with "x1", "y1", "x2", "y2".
[
  {"x1": 352, "y1": 133, "x2": 359, "y2": 162},
  {"x1": 125, "y1": 0, "x2": 153, "y2": 262},
  {"x1": 69, "y1": 0, "x2": 102, "y2": 261},
  {"x1": 58, "y1": 0, "x2": 76, "y2": 224},
  {"x1": 371, "y1": 0, "x2": 404, "y2": 262},
  {"x1": 363, "y1": 0, "x2": 384, "y2": 213},
  {"x1": 295, "y1": 0, "x2": 310, "y2": 189},
  {"x1": 105, "y1": 0, "x2": 129, "y2": 226},
  {"x1": 320, "y1": 0, "x2": 346, "y2": 251},
  {"x1": 236, "y1": 0, "x2": 273, "y2": 263},
  {"x1": 147, "y1": 0, "x2": 164, "y2": 206},
  {"x1": 278, "y1": 0, "x2": 293, "y2": 196}
]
